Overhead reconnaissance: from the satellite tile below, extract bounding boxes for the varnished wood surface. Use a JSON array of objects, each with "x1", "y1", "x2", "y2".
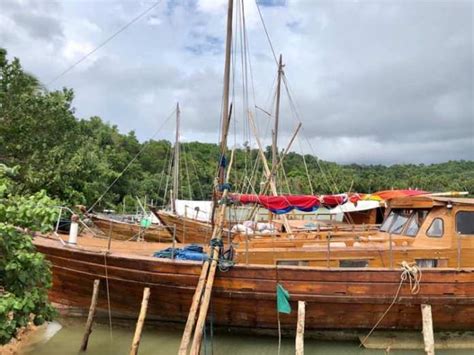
[
  {"x1": 153, "y1": 210, "x2": 214, "y2": 244},
  {"x1": 34, "y1": 197, "x2": 474, "y2": 331},
  {"x1": 91, "y1": 215, "x2": 172, "y2": 242},
  {"x1": 33, "y1": 234, "x2": 474, "y2": 331}
]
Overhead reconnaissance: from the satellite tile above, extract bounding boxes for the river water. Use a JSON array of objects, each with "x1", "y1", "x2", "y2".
[{"x1": 23, "y1": 318, "x2": 471, "y2": 355}]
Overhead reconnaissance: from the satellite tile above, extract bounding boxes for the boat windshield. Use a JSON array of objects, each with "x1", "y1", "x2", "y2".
[{"x1": 380, "y1": 209, "x2": 429, "y2": 236}]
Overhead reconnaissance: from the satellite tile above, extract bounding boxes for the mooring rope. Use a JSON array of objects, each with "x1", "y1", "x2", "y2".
[{"x1": 360, "y1": 261, "x2": 422, "y2": 347}]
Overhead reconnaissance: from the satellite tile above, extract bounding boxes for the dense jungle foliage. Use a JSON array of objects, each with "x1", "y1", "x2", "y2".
[
  {"x1": 0, "y1": 165, "x2": 57, "y2": 344},
  {"x1": 1, "y1": 48, "x2": 473, "y2": 213}
]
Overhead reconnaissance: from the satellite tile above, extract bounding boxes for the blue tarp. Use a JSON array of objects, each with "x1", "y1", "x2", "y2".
[{"x1": 153, "y1": 244, "x2": 208, "y2": 261}]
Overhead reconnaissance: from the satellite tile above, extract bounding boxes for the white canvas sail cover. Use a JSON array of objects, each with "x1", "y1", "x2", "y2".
[{"x1": 175, "y1": 199, "x2": 213, "y2": 222}]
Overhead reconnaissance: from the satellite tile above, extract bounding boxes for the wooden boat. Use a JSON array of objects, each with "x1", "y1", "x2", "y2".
[
  {"x1": 151, "y1": 209, "x2": 214, "y2": 244},
  {"x1": 89, "y1": 214, "x2": 172, "y2": 242},
  {"x1": 151, "y1": 191, "x2": 407, "y2": 245},
  {"x1": 33, "y1": 195, "x2": 474, "y2": 332}
]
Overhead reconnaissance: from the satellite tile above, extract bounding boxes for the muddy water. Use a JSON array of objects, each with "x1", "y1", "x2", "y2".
[{"x1": 24, "y1": 318, "x2": 471, "y2": 355}]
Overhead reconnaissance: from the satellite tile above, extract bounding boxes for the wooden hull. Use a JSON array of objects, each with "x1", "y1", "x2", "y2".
[
  {"x1": 152, "y1": 211, "x2": 214, "y2": 244},
  {"x1": 34, "y1": 236, "x2": 474, "y2": 332},
  {"x1": 91, "y1": 215, "x2": 172, "y2": 243}
]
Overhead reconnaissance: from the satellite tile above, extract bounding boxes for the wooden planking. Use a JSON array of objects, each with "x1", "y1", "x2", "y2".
[
  {"x1": 152, "y1": 210, "x2": 213, "y2": 244},
  {"x1": 33, "y1": 237, "x2": 474, "y2": 331},
  {"x1": 92, "y1": 215, "x2": 172, "y2": 242}
]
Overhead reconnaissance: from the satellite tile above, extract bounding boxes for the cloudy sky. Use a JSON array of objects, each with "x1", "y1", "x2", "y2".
[{"x1": 1, "y1": 0, "x2": 473, "y2": 164}]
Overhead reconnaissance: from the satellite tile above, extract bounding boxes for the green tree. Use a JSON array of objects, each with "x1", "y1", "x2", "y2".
[{"x1": 0, "y1": 165, "x2": 57, "y2": 344}]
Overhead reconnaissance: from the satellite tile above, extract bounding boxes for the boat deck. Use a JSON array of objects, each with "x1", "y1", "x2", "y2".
[{"x1": 36, "y1": 233, "x2": 188, "y2": 258}]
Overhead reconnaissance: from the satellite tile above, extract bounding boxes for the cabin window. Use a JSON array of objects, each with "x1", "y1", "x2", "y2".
[
  {"x1": 456, "y1": 211, "x2": 474, "y2": 235},
  {"x1": 380, "y1": 209, "x2": 429, "y2": 236},
  {"x1": 277, "y1": 260, "x2": 309, "y2": 266},
  {"x1": 339, "y1": 260, "x2": 368, "y2": 268},
  {"x1": 426, "y1": 218, "x2": 444, "y2": 238},
  {"x1": 416, "y1": 259, "x2": 438, "y2": 268}
]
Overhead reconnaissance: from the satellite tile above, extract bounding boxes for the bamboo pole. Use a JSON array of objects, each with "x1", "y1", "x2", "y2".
[
  {"x1": 421, "y1": 304, "x2": 435, "y2": 355},
  {"x1": 178, "y1": 261, "x2": 211, "y2": 354},
  {"x1": 80, "y1": 279, "x2": 100, "y2": 352},
  {"x1": 295, "y1": 301, "x2": 305, "y2": 355},
  {"x1": 189, "y1": 150, "x2": 235, "y2": 354},
  {"x1": 190, "y1": 247, "x2": 220, "y2": 355},
  {"x1": 130, "y1": 287, "x2": 151, "y2": 355}
]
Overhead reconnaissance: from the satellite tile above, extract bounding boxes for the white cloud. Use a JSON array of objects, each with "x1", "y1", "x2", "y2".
[{"x1": 1, "y1": 0, "x2": 472, "y2": 164}]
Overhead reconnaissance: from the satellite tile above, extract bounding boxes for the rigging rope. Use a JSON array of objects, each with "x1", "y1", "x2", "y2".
[
  {"x1": 255, "y1": 0, "x2": 279, "y2": 66},
  {"x1": 181, "y1": 144, "x2": 194, "y2": 200},
  {"x1": 298, "y1": 136, "x2": 315, "y2": 195},
  {"x1": 47, "y1": 1, "x2": 163, "y2": 86},
  {"x1": 87, "y1": 108, "x2": 175, "y2": 213},
  {"x1": 281, "y1": 74, "x2": 339, "y2": 194},
  {"x1": 162, "y1": 144, "x2": 174, "y2": 205}
]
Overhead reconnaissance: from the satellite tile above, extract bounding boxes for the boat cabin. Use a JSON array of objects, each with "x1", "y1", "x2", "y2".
[{"x1": 235, "y1": 196, "x2": 474, "y2": 268}]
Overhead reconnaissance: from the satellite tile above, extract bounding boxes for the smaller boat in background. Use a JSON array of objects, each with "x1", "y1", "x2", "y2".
[{"x1": 89, "y1": 213, "x2": 172, "y2": 242}]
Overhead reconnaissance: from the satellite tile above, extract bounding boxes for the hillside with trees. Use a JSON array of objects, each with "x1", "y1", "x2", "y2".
[{"x1": 1, "y1": 48, "x2": 473, "y2": 212}]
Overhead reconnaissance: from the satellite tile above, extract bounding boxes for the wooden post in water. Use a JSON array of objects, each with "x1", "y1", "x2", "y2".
[
  {"x1": 295, "y1": 301, "x2": 305, "y2": 355},
  {"x1": 130, "y1": 287, "x2": 151, "y2": 355},
  {"x1": 421, "y1": 304, "x2": 435, "y2": 355},
  {"x1": 80, "y1": 279, "x2": 100, "y2": 352}
]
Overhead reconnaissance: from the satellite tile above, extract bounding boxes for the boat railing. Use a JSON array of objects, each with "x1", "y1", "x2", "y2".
[{"x1": 54, "y1": 206, "x2": 98, "y2": 238}]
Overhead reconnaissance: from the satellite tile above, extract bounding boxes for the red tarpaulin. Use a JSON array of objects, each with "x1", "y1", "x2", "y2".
[
  {"x1": 230, "y1": 194, "x2": 349, "y2": 214},
  {"x1": 230, "y1": 190, "x2": 428, "y2": 214}
]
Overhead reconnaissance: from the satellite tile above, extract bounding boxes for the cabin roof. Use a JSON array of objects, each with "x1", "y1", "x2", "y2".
[
  {"x1": 388, "y1": 195, "x2": 474, "y2": 208},
  {"x1": 431, "y1": 196, "x2": 474, "y2": 205}
]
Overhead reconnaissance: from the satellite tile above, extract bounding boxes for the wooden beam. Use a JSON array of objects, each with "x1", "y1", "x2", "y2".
[
  {"x1": 296, "y1": 301, "x2": 305, "y2": 355},
  {"x1": 172, "y1": 102, "x2": 180, "y2": 213},
  {"x1": 80, "y1": 279, "x2": 100, "y2": 352},
  {"x1": 248, "y1": 122, "x2": 301, "y2": 220},
  {"x1": 421, "y1": 304, "x2": 435, "y2": 355},
  {"x1": 248, "y1": 112, "x2": 293, "y2": 234},
  {"x1": 130, "y1": 287, "x2": 151, "y2": 355},
  {"x1": 272, "y1": 54, "x2": 283, "y2": 173}
]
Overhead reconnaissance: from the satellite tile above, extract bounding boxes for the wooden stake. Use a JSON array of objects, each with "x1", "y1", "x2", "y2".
[
  {"x1": 130, "y1": 287, "x2": 151, "y2": 355},
  {"x1": 178, "y1": 261, "x2": 211, "y2": 354},
  {"x1": 421, "y1": 304, "x2": 435, "y2": 355},
  {"x1": 80, "y1": 279, "x2": 100, "y2": 352},
  {"x1": 296, "y1": 301, "x2": 305, "y2": 355}
]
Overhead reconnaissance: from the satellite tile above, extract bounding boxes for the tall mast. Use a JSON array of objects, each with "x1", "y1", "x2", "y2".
[
  {"x1": 219, "y1": 0, "x2": 234, "y2": 165},
  {"x1": 272, "y1": 54, "x2": 283, "y2": 186},
  {"x1": 180, "y1": 2, "x2": 235, "y2": 352},
  {"x1": 172, "y1": 102, "x2": 180, "y2": 213}
]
